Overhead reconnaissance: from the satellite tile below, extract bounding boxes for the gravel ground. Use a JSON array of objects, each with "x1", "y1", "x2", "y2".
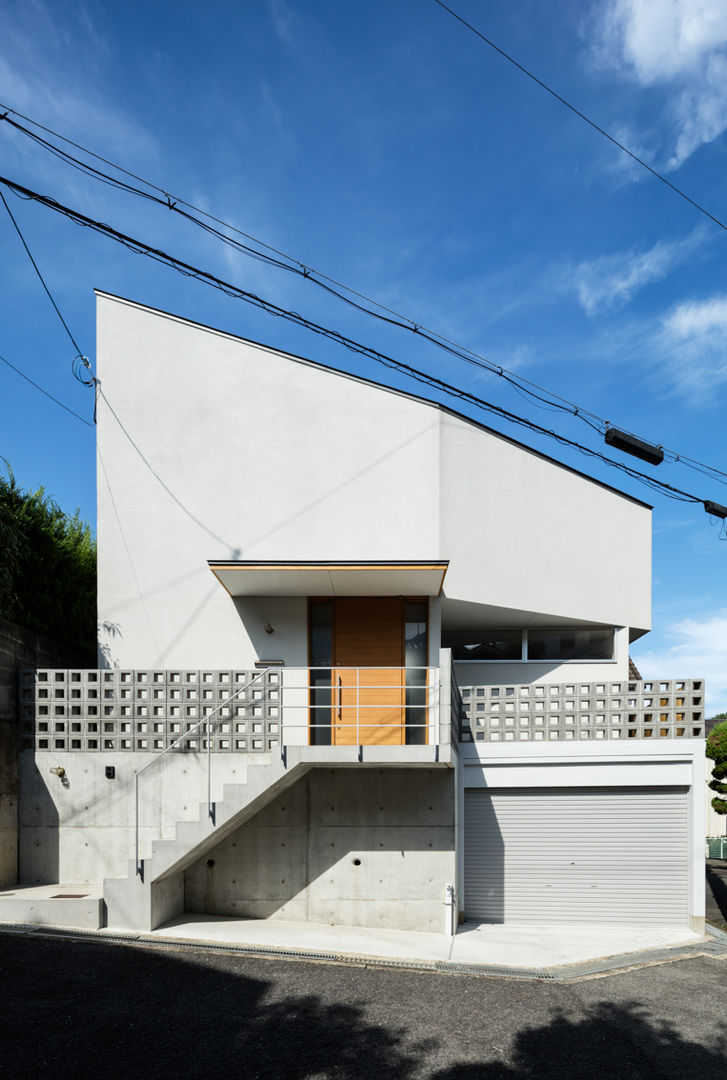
[{"x1": 0, "y1": 931, "x2": 725, "y2": 1080}]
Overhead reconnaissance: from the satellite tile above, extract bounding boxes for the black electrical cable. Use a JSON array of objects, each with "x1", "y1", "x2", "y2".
[
  {"x1": 0, "y1": 352, "x2": 94, "y2": 427},
  {"x1": 0, "y1": 107, "x2": 612, "y2": 430},
  {"x1": 0, "y1": 110, "x2": 623, "y2": 424},
  {"x1": 0, "y1": 189, "x2": 86, "y2": 359},
  {"x1": 432, "y1": 0, "x2": 727, "y2": 233},
  {"x1": 0, "y1": 171, "x2": 709, "y2": 510},
  {"x1": 2, "y1": 106, "x2": 726, "y2": 485}
]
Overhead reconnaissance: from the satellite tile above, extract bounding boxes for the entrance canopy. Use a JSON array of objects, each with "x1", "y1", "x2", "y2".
[{"x1": 208, "y1": 560, "x2": 449, "y2": 597}]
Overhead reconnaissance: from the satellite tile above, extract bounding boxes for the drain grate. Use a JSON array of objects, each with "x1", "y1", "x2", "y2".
[
  {"x1": 1, "y1": 922, "x2": 723, "y2": 980},
  {"x1": 146, "y1": 936, "x2": 349, "y2": 963},
  {"x1": 438, "y1": 962, "x2": 556, "y2": 980}
]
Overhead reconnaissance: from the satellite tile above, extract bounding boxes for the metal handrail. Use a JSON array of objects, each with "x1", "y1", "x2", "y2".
[
  {"x1": 134, "y1": 667, "x2": 270, "y2": 876},
  {"x1": 295, "y1": 665, "x2": 439, "y2": 748},
  {"x1": 133, "y1": 665, "x2": 441, "y2": 875}
]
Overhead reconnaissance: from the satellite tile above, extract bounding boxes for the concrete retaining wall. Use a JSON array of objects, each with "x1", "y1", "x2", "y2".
[
  {"x1": 0, "y1": 617, "x2": 86, "y2": 887},
  {"x1": 184, "y1": 768, "x2": 456, "y2": 932},
  {"x1": 18, "y1": 750, "x2": 270, "y2": 884}
]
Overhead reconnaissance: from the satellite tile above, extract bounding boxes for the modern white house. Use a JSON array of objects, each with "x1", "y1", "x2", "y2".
[{"x1": 8, "y1": 291, "x2": 706, "y2": 935}]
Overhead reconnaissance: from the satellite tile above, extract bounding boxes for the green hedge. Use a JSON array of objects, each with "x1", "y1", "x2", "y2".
[{"x1": 0, "y1": 462, "x2": 96, "y2": 661}]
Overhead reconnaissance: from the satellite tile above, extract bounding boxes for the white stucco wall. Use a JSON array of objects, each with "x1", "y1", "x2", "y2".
[
  {"x1": 439, "y1": 413, "x2": 651, "y2": 632},
  {"x1": 97, "y1": 295, "x2": 440, "y2": 668},
  {"x1": 96, "y1": 294, "x2": 651, "y2": 670}
]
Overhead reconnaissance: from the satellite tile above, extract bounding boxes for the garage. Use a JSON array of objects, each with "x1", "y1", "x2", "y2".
[{"x1": 464, "y1": 786, "x2": 689, "y2": 924}]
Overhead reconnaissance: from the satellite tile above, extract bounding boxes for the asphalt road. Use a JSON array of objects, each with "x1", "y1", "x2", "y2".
[{"x1": 0, "y1": 932, "x2": 725, "y2": 1080}]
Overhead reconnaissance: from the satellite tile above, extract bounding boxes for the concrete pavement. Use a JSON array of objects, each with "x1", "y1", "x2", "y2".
[{"x1": 148, "y1": 912, "x2": 706, "y2": 972}]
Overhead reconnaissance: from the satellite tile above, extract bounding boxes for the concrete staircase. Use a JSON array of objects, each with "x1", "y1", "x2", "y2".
[{"x1": 104, "y1": 748, "x2": 311, "y2": 932}]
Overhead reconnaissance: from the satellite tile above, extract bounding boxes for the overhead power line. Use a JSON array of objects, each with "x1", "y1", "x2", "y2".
[
  {"x1": 2, "y1": 106, "x2": 726, "y2": 488},
  {"x1": 1, "y1": 189, "x2": 85, "y2": 358},
  {"x1": 431, "y1": 0, "x2": 727, "y2": 233},
  {"x1": 1, "y1": 185, "x2": 95, "y2": 404},
  {"x1": 0, "y1": 352, "x2": 94, "y2": 427},
  {"x1": 0, "y1": 105, "x2": 602, "y2": 423},
  {"x1": 1, "y1": 171, "x2": 719, "y2": 515}
]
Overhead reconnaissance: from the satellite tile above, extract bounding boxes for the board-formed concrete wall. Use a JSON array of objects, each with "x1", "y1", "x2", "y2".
[{"x1": 184, "y1": 768, "x2": 455, "y2": 932}]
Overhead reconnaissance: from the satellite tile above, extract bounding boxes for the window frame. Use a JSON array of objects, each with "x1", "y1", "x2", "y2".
[{"x1": 444, "y1": 626, "x2": 617, "y2": 664}]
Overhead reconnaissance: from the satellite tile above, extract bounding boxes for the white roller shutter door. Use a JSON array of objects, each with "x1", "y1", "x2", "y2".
[{"x1": 464, "y1": 787, "x2": 689, "y2": 924}]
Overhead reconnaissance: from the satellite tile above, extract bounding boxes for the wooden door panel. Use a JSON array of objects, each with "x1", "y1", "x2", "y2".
[
  {"x1": 333, "y1": 667, "x2": 404, "y2": 745},
  {"x1": 333, "y1": 599, "x2": 404, "y2": 746}
]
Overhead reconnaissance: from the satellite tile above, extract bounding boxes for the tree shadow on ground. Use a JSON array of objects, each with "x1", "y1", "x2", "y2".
[
  {"x1": 1, "y1": 935, "x2": 726, "y2": 1080},
  {"x1": 0, "y1": 934, "x2": 427, "y2": 1080},
  {"x1": 435, "y1": 1000, "x2": 727, "y2": 1080},
  {"x1": 706, "y1": 861, "x2": 727, "y2": 929}
]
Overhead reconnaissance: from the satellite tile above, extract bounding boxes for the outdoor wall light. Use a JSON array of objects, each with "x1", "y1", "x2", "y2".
[
  {"x1": 105, "y1": 766, "x2": 115, "y2": 780},
  {"x1": 50, "y1": 764, "x2": 69, "y2": 788},
  {"x1": 264, "y1": 623, "x2": 274, "y2": 634}
]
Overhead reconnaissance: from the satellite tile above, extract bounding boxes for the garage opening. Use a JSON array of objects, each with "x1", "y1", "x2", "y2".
[{"x1": 464, "y1": 786, "x2": 689, "y2": 925}]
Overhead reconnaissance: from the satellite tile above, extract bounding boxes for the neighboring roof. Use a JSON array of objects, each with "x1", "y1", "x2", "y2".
[
  {"x1": 628, "y1": 657, "x2": 642, "y2": 681},
  {"x1": 95, "y1": 290, "x2": 653, "y2": 511}
]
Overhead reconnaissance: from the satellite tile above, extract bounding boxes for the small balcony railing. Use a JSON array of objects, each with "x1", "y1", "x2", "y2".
[{"x1": 459, "y1": 677, "x2": 706, "y2": 742}]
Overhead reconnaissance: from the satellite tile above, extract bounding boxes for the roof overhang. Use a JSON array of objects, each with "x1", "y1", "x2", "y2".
[{"x1": 209, "y1": 560, "x2": 449, "y2": 597}]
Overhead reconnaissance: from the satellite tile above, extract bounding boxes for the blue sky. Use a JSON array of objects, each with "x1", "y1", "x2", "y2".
[{"x1": 1, "y1": 0, "x2": 726, "y2": 708}]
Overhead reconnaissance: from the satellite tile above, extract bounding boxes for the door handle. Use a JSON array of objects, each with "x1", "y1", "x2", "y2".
[{"x1": 337, "y1": 674, "x2": 342, "y2": 723}]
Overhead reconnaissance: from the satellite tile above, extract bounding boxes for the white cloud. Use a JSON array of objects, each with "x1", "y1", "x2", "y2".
[
  {"x1": 268, "y1": 0, "x2": 296, "y2": 47},
  {"x1": 568, "y1": 229, "x2": 704, "y2": 314},
  {"x1": 633, "y1": 610, "x2": 727, "y2": 714},
  {"x1": 592, "y1": 0, "x2": 727, "y2": 168},
  {"x1": 660, "y1": 294, "x2": 727, "y2": 400},
  {"x1": 598, "y1": 0, "x2": 727, "y2": 82},
  {"x1": 0, "y1": 2, "x2": 157, "y2": 175}
]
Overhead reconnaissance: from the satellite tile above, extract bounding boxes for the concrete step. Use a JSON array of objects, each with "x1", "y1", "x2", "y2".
[
  {"x1": 104, "y1": 749, "x2": 310, "y2": 932},
  {"x1": 0, "y1": 884, "x2": 105, "y2": 929}
]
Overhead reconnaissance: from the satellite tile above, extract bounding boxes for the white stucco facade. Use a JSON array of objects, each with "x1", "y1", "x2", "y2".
[
  {"x1": 10, "y1": 291, "x2": 706, "y2": 940},
  {"x1": 96, "y1": 291, "x2": 651, "y2": 674}
]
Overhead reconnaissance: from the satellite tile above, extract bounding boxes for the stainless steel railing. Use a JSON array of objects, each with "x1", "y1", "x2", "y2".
[{"x1": 133, "y1": 668, "x2": 269, "y2": 876}]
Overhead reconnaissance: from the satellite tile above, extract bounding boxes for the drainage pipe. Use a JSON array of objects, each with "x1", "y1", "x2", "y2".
[{"x1": 444, "y1": 882, "x2": 455, "y2": 937}]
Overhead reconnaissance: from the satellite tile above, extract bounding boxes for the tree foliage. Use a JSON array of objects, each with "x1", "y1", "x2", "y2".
[
  {"x1": 706, "y1": 715, "x2": 727, "y2": 816},
  {"x1": 0, "y1": 461, "x2": 96, "y2": 661}
]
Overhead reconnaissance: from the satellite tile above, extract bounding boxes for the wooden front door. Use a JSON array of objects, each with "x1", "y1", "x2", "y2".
[
  {"x1": 308, "y1": 597, "x2": 428, "y2": 746},
  {"x1": 333, "y1": 597, "x2": 404, "y2": 746}
]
